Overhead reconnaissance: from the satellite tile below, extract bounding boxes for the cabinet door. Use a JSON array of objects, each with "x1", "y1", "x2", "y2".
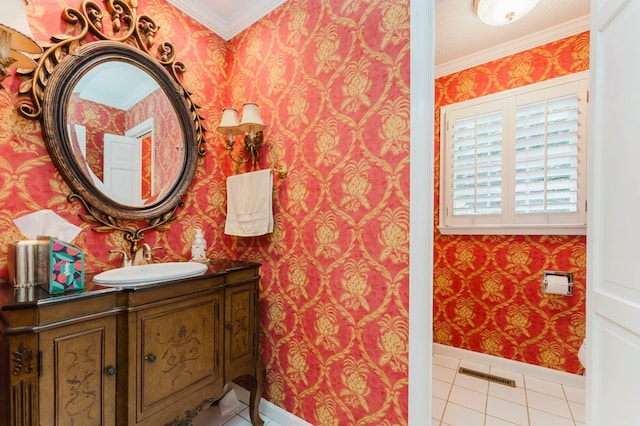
[
  {"x1": 39, "y1": 316, "x2": 117, "y2": 426},
  {"x1": 137, "y1": 293, "x2": 220, "y2": 419},
  {"x1": 224, "y1": 281, "x2": 257, "y2": 380}
]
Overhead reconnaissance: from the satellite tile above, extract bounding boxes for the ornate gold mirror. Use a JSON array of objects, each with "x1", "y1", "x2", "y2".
[{"x1": 18, "y1": 0, "x2": 205, "y2": 248}]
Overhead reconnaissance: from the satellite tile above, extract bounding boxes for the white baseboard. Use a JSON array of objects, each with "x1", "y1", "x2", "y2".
[
  {"x1": 434, "y1": 343, "x2": 585, "y2": 389},
  {"x1": 231, "y1": 383, "x2": 313, "y2": 426}
]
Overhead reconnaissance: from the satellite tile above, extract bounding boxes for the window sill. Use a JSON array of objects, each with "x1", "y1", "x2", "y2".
[{"x1": 437, "y1": 224, "x2": 586, "y2": 236}]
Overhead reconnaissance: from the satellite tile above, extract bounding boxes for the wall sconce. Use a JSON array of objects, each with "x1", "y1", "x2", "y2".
[
  {"x1": 216, "y1": 103, "x2": 266, "y2": 166},
  {"x1": 0, "y1": 0, "x2": 42, "y2": 84},
  {"x1": 473, "y1": 0, "x2": 540, "y2": 26}
]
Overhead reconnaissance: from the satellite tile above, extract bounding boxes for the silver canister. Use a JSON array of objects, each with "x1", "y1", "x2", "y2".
[{"x1": 7, "y1": 240, "x2": 50, "y2": 287}]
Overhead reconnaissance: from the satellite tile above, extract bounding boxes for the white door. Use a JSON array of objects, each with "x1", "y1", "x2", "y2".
[
  {"x1": 103, "y1": 133, "x2": 142, "y2": 205},
  {"x1": 588, "y1": 1, "x2": 640, "y2": 424}
]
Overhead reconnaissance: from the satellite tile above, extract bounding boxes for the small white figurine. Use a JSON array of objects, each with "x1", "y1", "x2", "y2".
[{"x1": 191, "y1": 228, "x2": 208, "y2": 262}]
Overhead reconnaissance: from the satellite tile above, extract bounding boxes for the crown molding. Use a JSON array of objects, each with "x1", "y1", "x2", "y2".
[
  {"x1": 166, "y1": 0, "x2": 286, "y2": 40},
  {"x1": 435, "y1": 15, "x2": 590, "y2": 78}
]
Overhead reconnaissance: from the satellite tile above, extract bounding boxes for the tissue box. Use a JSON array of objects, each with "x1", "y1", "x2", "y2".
[{"x1": 41, "y1": 236, "x2": 85, "y2": 293}]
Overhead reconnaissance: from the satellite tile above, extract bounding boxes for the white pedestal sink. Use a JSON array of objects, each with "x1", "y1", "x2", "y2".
[{"x1": 93, "y1": 262, "x2": 208, "y2": 287}]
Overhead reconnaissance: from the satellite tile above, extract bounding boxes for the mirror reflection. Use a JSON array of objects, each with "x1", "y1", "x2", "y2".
[{"x1": 66, "y1": 61, "x2": 184, "y2": 207}]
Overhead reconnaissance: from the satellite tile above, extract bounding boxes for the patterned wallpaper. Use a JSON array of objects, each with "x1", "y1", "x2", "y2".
[
  {"x1": 434, "y1": 32, "x2": 590, "y2": 375},
  {"x1": 0, "y1": 0, "x2": 410, "y2": 424},
  {"x1": 225, "y1": 1, "x2": 411, "y2": 424},
  {"x1": 0, "y1": 0, "x2": 588, "y2": 424},
  {"x1": 67, "y1": 94, "x2": 126, "y2": 180}
]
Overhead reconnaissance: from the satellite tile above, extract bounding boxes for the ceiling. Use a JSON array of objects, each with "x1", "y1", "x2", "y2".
[
  {"x1": 166, "y1": 0, "x2": 286, "y2": 41},
  {"x1": 168, "y1": 0, "x2": 590, "y2": 69}
]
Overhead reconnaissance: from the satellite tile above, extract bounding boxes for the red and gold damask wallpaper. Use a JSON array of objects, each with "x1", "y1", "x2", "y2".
[
  {"x1": 0, "y1": 0, "x2": 588, "y2": 424},
  {"x1": 0, "y1": 0, "x2": 410, "y2": 424},
  {"x1": 434, "y1": 32, "x2": 590, "y2": 375},
  {"x1": 225, "y1": 1, "x2": 411, "y2": 424}
]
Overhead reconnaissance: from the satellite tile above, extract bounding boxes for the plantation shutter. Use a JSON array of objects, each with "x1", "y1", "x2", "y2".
[
  {"x1": 514, "y1": 95, "x2": 579, "y2": 214},
  {"x1": 439, "y1": 71, "x2": 588, "y2": 235},
  {"x1": 451, "y1": 111, "x2": 503, "y2": 216}
]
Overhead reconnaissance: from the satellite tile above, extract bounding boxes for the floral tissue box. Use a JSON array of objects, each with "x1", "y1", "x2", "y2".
[{"x1": 40, "y1": 236, "x2": 85, "y2": 293}]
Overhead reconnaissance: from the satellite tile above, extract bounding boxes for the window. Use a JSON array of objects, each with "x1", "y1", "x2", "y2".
[{"x1": 440, "y1": 72, "x2": 588, "y2": 235}]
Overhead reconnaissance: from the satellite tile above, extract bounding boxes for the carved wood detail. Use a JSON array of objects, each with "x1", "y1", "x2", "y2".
[
  {"x1": 164, "y1": 398, "x2": 215, "y2": 426},
  {"x1": 11, "y1": 380, "x2": 37, "y2": 426},
  {"x1": 11, "y1": 342, "x2": 34, "y2": 376}
]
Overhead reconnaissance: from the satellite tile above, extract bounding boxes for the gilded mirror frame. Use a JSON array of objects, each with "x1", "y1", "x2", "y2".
[{"x1": 18, "y1": 0, "x2": 206, "y2": 248}]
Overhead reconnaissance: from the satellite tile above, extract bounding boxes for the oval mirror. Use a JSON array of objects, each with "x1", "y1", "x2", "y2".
[{"x1": 41, "y1": 40, "x2": 200, "y2": 222}]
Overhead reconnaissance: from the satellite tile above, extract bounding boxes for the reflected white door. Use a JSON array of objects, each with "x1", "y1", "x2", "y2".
[
  {"x1": 588, "y1": 1, "x2": 640, "y2": 424},
  {"x1": 103, "y1": 133, "x2": 141, "y2": 205}
]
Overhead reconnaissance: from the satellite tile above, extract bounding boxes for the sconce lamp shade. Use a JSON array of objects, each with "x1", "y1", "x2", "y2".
[
  {"x1": 217, "y1": 108, "x2": 243, "y2": 136},
  {"x1": 217, "y1": 103, "x2": 266, "y2": 167},
  {"x1": 473, "y1": 0, "x2": 540, "y2": 26},
  {"x1": 0, "y1": 0, "x2": 42, "y2": 54},
  {"x1": 238, "y1": 103, "x2": 266, "y2": 134},
  {"x1": 8, "y1": 49, "x2": 36, "y2": 69}
]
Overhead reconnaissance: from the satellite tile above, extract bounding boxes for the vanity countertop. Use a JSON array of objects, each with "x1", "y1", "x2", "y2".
[{"x1": 0, "y1": 259, "x2": 260, "y2": 310}]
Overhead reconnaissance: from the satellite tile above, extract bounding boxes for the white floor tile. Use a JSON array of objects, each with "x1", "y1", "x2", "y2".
[
  {"x1": 434, "y1": 353, "x2": 461, "y2": 369},
  {"x1": 433, "y1": 352, "x2": 585, "y2": 426},
  {"x1": 524, "y1": 376, "x2": 565, "y2": 399},
  {"x1": 433, "y1": 378, "x2": 453, "y2": 399},
  {"x1": 526, "y1": 390, "x2": 572, "y2": 419},
  {"x1": 442, "y1": 401, "x2": 485, "y2": 426},
  {"x1": 192, "y1": 404, "x2": 236, "y2": 426},
  {"x1": 563, "y1": 385, "x2": 585, "y2": 403},
  {"x1": 432, "y1": 397, "x2": 447, "y2": 421},
  {"x1": 449, "y1": 385, "x2": 488, "y2": 413},
  {"x1": 528, "y1": 407, "x2": 576, "y2": 426},
  {"x1": 486, "y1": 395, "x2": 530, "y2": 425},
  {"x1": 453, "y1": 371, "x2": 490, "y2": 394},
  {"x1": 192, "y1": 400, "x2": 278, "y2": 426},
  {"x1": 221, "y1": 416, "x2": 252, "y2": 426},
  {"x1": 488, "y1": 382, "x2": 527, "y2": 406},
  {"x1": 568, "y1": 400, "x2": 585, "y2": 423},
  {"x1": 485, "y1": 414, "x2": 521, "y2": 426},
  {"x1": 433, "y1": 364, "x2": 458, "y2": 383}
]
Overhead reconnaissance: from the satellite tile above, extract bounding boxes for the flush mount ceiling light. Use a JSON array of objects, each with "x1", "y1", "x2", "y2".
[{"x1": 473, "y1": 0, "x2": 540, "y2": 26}]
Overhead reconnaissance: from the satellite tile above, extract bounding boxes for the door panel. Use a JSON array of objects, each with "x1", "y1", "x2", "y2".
[
  {"x1": 137, "y1": 294, "x2": 219, "y2": 419},
  {"x1": 589, "y1": 0, "x2": 640, "y2": 424},
  {"x1": 39, "y1": 318, "x2": 116, "y2": 426}
]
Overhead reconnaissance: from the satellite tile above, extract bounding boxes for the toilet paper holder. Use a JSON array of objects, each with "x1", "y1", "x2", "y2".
[{"x1": 542, "y1": 271, "x2": 573, "y2": 296}]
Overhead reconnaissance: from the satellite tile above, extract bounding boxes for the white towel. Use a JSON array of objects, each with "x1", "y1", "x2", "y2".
[{"x1": 225, "y1": 169, "x2": 273, "y2": 236}]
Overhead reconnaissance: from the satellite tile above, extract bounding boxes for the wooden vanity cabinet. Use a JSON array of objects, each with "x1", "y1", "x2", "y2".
[
  {"x1": 0, "y1": 261, "x2": 264, "y2": 426},
  {"x1": 0, "y1": 289, "x2": 119, "y2": 426}
]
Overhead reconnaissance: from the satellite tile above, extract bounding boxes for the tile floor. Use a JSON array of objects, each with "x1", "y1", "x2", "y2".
[
  {"x1": 432, "y1": 353, "x2": 585, "y2": 426},
  {"x1": 192, "y1": 353, "x2": 586, "y2": 426},
  {"x1": 192, "y1": 396, "x2": 280, "y2": 426}
]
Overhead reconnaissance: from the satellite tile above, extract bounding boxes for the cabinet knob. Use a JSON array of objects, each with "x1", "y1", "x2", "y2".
[
  {"x1": 145, "y1": 354, "x2": 157, "y2": 363},
  {"x1": 105, "y1": 366, "x2": 117, "y2": 377},
  {"x1": 226, "y1": 322, "x2": 233, "y2": 330}
]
